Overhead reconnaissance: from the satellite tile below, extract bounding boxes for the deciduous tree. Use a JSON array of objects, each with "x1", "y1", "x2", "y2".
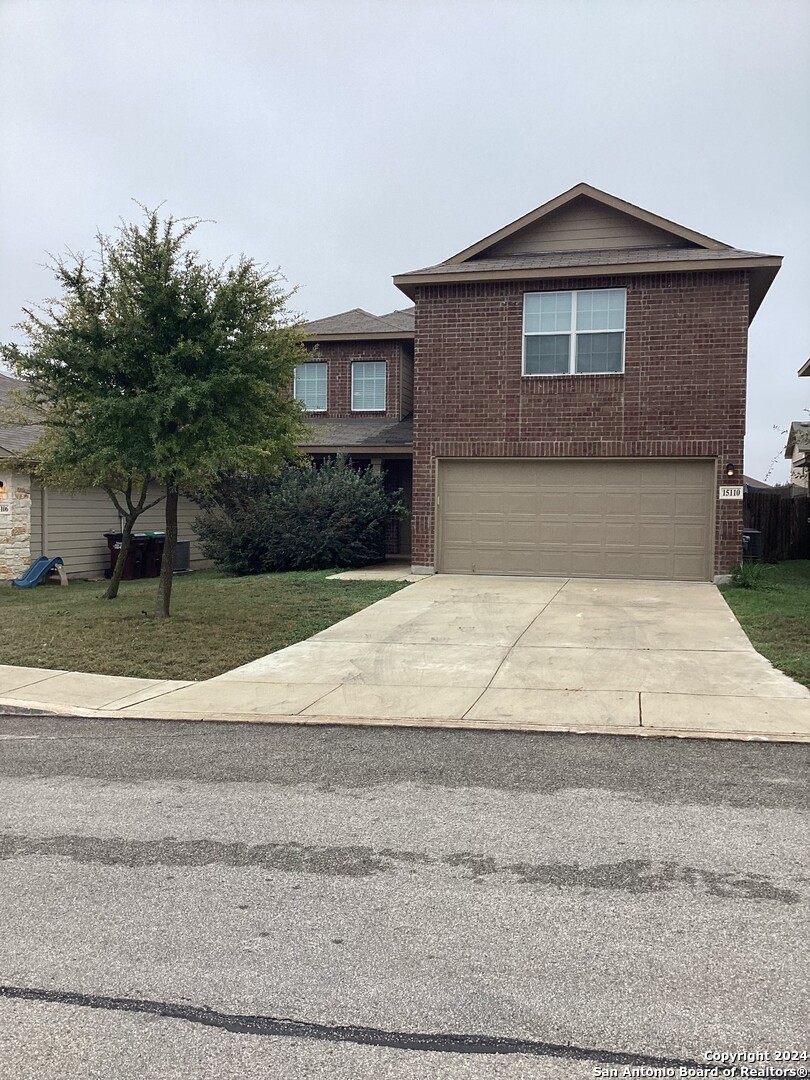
[{"x1": 3, "y1": 206, "x2": 307, "y2": 615}]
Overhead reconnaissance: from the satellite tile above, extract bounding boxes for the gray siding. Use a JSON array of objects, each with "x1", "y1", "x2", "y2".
[
  {"x1": 42, "y1": 485, "x2": 209, "y2": 578},
  {"x1": 30, "y1": 479, "x2": 42, "y2": 557},
  {"x1": 483, "y1": 201, "x2": 692, "y2": 256}
]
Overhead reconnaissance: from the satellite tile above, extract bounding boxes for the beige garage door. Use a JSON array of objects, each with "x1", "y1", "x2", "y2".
[{"x1": 438, "y1": 459, "x2": 715, "y2": 581}]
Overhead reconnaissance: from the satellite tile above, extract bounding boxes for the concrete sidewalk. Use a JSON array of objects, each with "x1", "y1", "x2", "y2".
[{"x1": 1, "y1": 574, "x2": 808, "y2": 742}]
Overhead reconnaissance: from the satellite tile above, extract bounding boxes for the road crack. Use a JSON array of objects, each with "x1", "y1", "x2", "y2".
[{"x1": 0, "y1": 983, "x2": 706, "y2": 1066}]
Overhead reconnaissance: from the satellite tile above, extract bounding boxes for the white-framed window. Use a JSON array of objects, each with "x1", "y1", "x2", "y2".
[
  {"x1": 294, "y1": 362, "x2": 327, "y2": 412},
  {"x1": 523, "y1": 288, "x2": 626, "y2": 376},
  {"x1": 351, "y1": 361, "x2": 386, "y2": 411}
]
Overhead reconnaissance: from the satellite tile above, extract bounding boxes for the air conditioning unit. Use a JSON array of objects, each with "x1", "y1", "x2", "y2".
[{"x1": 173, "y1": 540, "x2": 191, "y2": 572}]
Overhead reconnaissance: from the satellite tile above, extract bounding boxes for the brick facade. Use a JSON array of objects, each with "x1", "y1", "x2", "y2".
[
  {"x1": 301, "y1": 340, "x2": 413, "y2": 421},
  {"x1": 411, "y1": 270, "x2": 749, "y2": 577}
]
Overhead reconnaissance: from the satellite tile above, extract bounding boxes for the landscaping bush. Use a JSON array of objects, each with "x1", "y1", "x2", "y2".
[
  {"x1": 729, "y1": 560, "x2": 774, "y2": 590},
  {"x1": 194, "y1": 459, "x2": 406, "y2": 574}
]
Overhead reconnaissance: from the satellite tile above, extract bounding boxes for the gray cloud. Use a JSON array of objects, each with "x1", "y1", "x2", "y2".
[{"x1": 1, "y1": 0, "x2": 808, "y2": 479}]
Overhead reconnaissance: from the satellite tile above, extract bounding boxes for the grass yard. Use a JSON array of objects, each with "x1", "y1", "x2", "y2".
[
  {"x1": 0, "y1": 569, "x2": 410, "y2": 681},
  {"x1": 720, "y1": 559, "x2": 810, "y2": 689}
]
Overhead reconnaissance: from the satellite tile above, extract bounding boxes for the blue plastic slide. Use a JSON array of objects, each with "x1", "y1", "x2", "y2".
[{"x1": 12, "y1": 556, "x2": 66, "y2": 588}]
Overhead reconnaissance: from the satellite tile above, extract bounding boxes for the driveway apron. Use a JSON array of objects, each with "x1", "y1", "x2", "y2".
[{"x1": 108, "y1": 575, "x2": 810, "y2": 740}]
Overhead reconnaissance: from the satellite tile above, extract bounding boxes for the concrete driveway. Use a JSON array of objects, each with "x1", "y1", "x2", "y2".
[{"x1": 113, "y1": 574, "x2": 810, "y2": 739}]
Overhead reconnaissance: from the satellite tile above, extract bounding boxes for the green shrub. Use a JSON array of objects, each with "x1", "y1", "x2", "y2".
[
  {"x1": 194, "y1": 459, "x2": 406, "y2": 575},
  {"x1": 729, "y1": 560, "x2": 773, "y2": 590}
]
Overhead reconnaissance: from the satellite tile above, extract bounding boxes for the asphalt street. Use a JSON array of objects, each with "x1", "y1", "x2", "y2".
[{"x1": 0, "y1": 711, "x2": 808, "y2": 1079}]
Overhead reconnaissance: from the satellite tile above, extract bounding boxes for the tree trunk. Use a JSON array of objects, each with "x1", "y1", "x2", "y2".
[
  {"x1": 155, "y1": 485, "x2": 178, "y2": 618},
  {"x1": 104, "y1": 519, "x2": 134, "y2": 600}
]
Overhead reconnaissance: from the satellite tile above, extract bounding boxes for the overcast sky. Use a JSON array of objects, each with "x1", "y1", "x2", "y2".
[{"x1": 1, "y1": 0, "x2": 808, "y2": 480}]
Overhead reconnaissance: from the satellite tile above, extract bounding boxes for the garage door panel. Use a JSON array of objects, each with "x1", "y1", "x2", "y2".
[
  {"x1": 476, "y1": 520, "x2": 506, "y2": 544},
  {"x1": 445, "y1": 490, "x2": 475, "y2": 514},
  {"x1": 572, "y1": 492, "x2": 606, "y2": 516},
  {"x1": 506, "y1": 520, "x2": 540, "y2": 545},
  {"x1": 438, "y1": 459, "x2": 714, "y2": 581},
  {"x1": 533, "y1": 550, "x2": 572, "y2": 574},
  {"x1": 609, "y1": 492, "x2": 640, "y2": 516},
  {"x1": 476, "y1": 491, "x2": 505, "y2": 514},
  {"x1": 604, "y1": 522, "x2": 640, "y2": 548},
  {"x1": 673, "y1": 523, "x2": 708, "y2": 548},
  {"x1": 635, "y1": 552, "x2": 676, "y2": 578},
  {"x1": 571, "y1": 520, "x2": 606, "y2": 547},
  {"x1": 538, "y1": 521, "x2": 569, "y2": 545},
  {"x1": 674, "y1": 493, "x2": 711, "y2": 517},
  {"x1": 539, "y1": 492, "x2": 571, "y2": 515},
  {"x1": 637, "y1": 523, "x2": 678, "y2": 548},
  {"x1": 641, "y1": 493, "x2": 676, "y2": 517},
  {"x1": 476, "y1": 547, "x2": 537, "y2": 575},
  {"x1": 673, "y1": 553, "x2": 709, "y2": 579},
  {"x1": 443, "y1": 518, "x2": 475, "y2": 543}
]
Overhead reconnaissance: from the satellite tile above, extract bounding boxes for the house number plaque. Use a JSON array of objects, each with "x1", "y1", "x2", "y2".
[{"x1": 718, "y1": 486, "x2": 743, "y2": 500}]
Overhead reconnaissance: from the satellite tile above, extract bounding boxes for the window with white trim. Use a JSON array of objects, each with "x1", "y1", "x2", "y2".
[
  {"x1": 351, "y1": 361, "x2": 386, "y2": 411},
  {"x1": 294, "y1": 362, "x2": 327, "y2": 411},
  {"x1": 523, "y1": 288, "x2": 626, "y2": 375}
]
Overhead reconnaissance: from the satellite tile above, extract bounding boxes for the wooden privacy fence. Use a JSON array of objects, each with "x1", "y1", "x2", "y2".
[{"x1": 743, "y1": 491, "x2": 810, "y2": 561}]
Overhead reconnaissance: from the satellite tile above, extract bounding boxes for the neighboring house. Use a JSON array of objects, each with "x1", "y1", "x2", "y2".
[
  {"x1": 785, "y1": 421, "x2": 810, "y2": 491},
  {"x1": 742, "y1": 476, "x2": 774, "y2": 493},
  {"x1": 0, "y1": 372, "x2": 207, "y2": 580},
  {"x1": 296, "y1": 308, "x2": 415, "y2": 555},
  {"x1": 299, "y1": 182, "x2": 782, "y2": 581}
]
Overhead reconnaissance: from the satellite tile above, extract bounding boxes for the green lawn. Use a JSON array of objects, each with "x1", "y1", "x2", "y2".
[
  {"x1": 720, "y1": 560, "x2": 810, "y2": 689},
  {"x1": 0, "y1": 569, "x2": 410, "y2": 681}
]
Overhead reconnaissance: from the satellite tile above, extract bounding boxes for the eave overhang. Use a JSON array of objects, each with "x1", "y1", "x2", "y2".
[
  {"x1": 301, "y1": 443, "x2": 412, "y2": 455},
  {"x1": 306, "y1": 331, "x2": 414, "y2": 343},
  {"x1": 394, "y1": 255, "x2": 782, "y2": 323}
]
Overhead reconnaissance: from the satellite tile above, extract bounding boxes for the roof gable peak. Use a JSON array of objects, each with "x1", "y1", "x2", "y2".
[{"x1": 446, "y1": 183, "x2": 730, "y2": 264}]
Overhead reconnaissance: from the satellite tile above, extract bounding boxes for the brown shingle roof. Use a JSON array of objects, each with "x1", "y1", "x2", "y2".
[
  {"x1": 395, "y1": 245, "x2": 779, "y2": 279},
  {"x1": 305, "y1": 307, "x2": 414, "y2": 338},
  {"x1": 0, "y1": 373, "x2": 43, "y2": 455},
  {"x1": 378, "y1": 308, "x2": 415, "y2": 331},
  {"x1": 301, "y1": 416, "x2": 413, "y2": 450}
]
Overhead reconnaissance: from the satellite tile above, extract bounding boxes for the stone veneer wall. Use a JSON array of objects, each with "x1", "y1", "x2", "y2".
[{"x1": 0, "y1": 467, "x2": 32, "y2": 579}]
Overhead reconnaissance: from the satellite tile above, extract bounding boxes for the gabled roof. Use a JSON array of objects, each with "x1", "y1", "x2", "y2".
[
  {"x1": 0, "y1": 373, "x2": 43, "y2": 455},
  {"x1": 393, "y1": 183, "x2": 781, "y2": 321},
  {"x1": 304, "y1": 307, "x2": 414, "y2": 342},
  {"x1": 798, "y1": 358, "x2": 810, "y2": 377},
  {"x1": 446, "y1": 182, "x2": 727, "y2": 263}
]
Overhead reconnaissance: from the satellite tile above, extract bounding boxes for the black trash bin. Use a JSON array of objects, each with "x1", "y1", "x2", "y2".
[
  {"x1": 742, "y1": 528, "x2": 763, "y2": 562},
  {"x1": 143, "y1": 532, "x2": 165, "y2": 578},
  {"x1": 103, "y1": 531, "x2": 150, "y2": 579}
]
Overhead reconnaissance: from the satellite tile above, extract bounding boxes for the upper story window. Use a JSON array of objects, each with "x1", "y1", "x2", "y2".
[
  {"x1": 523, "y1": 288, "x2": 626, "y2": 376},
  {"x1": 352, "y1": 361, "x2": 386, "y2": 411},
  {"x1": 294, "y1": 362, "x2": 327, "y2": 412}
]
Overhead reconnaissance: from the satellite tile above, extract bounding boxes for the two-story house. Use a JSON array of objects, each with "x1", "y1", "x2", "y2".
[
  {"x1": 298, "y1": 183, "x2": 781, "y2": 582},
  {"x1": 295, "y1": 307, "x2": 415, "y2": 556}
]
